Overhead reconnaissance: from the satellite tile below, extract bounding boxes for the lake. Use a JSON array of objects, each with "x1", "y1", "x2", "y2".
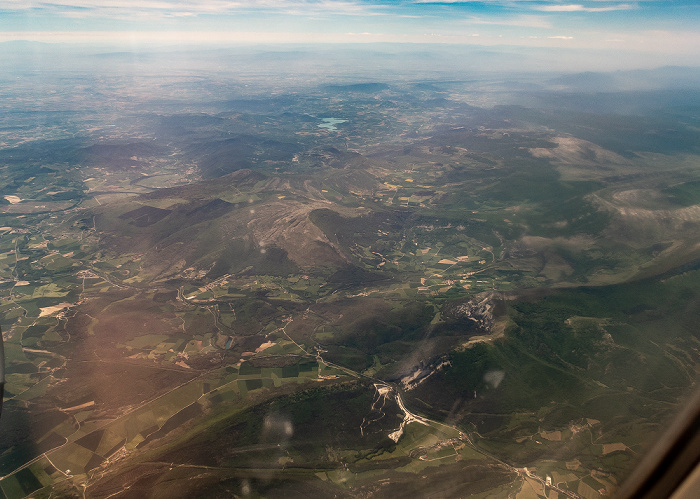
[{"x1": 317, "y1": 117, "x2": 347, "y2": 131}]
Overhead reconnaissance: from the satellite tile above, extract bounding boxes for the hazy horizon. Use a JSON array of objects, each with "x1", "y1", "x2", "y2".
[
  {"x1": 1, "y1": 0, "x2": 698, "y2": 72},
  {"x1": 2, "y1": 40, "x2": 700, "y2": 78}
]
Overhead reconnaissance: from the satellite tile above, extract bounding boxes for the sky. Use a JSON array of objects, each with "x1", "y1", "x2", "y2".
[{"x1": 0, "y1": 1, "x2": 698, "y2": 62}]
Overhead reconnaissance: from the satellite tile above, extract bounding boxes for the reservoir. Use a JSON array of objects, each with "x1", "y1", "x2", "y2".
[{"x1": 318, "y1": 117, "x2": 347, "y2": 131}]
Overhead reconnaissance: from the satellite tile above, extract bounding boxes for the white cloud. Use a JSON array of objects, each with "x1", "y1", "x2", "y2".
[
  {"x1": 412, "y1": 0, "x2": 482, "y2": 3},
  {"x1": 548, "y1": 35, "x2": 574, "y2": 39},
  {"x1": 2, "y1": 0, "x2": 386, "y2": 18},
  {"x1": 465, "y1": 15, "x2": 552, "y2": 29},
  {"x1": 537, "y1": 3, "x2": 636, "y2": 12}
]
